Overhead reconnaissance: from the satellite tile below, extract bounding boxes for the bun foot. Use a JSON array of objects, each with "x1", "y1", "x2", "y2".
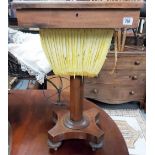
[
  {"x1": 48, "y1": 139, "x2": 62, "y2": 151},
  {"x1": 89, "y1": 140, "x2": 104, "y2": 151}
]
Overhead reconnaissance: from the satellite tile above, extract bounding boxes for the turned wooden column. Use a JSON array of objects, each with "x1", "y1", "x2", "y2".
[{"x1": 70, "y1": 76, "x2": 83, "y2": 122}]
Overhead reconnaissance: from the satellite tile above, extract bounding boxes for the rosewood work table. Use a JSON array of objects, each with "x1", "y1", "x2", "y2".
[{"x1": 12, "y1": 0, "x2": 143, "y2": 152}]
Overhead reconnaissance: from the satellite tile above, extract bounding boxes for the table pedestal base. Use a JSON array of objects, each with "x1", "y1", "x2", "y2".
[{"x1": 48, "y1": 105, "x2": 104, "y2": 151}]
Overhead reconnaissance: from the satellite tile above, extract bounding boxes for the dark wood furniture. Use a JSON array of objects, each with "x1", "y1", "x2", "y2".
[
  {"x1": 84, "y1": 49, "x2": 146, "y2": 108},
  {"x1": 13, "y1": 0, "x2": 143, "y2": 29},
  {"x1": 8, "y1": 90, "x2": 129, "y2": 155},
  {"x1": 12, "y1": 0, "x2": 143, "y2": 151}
]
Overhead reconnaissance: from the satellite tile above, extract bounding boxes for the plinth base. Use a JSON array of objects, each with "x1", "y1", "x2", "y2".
[{"x1": 48, "y1": 105, "x2": 104, "y2": 151}]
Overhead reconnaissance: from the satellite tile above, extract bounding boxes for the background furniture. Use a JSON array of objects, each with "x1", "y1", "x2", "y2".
[
  {"x1": 8, "y1": 90, "x2": 128, "y2": 155},
  {"x1": 84, "y1": 49, "x2": 146, "y2": 108}
]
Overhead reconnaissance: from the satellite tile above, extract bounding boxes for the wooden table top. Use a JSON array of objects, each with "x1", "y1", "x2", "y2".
[{"x1": 8, "y1": 90, "x2": 129, "y2": 155}]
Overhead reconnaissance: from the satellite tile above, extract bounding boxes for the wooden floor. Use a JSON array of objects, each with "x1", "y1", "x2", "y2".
[{"x1": 8, "y1": 90, "x2": 129, "y2": 155}]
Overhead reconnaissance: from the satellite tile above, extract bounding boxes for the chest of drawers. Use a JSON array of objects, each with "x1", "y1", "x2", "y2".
[{"x1": 84, "y1": 50, "x2": 146, "y2": 108}]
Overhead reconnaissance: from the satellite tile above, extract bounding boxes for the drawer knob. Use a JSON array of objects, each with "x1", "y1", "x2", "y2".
[
  {"x1": 93, "y1": 89, "x2": 98, "y2": 94},
  {"x1": 132, "y1": 75, "x2": 138, "y2": 80},
  {"x1": 129, "y1": 91, "x2": 135, "y2": 95},
  {"x1": 134, "y1": 61, "x2": 140, "y2": 65}
]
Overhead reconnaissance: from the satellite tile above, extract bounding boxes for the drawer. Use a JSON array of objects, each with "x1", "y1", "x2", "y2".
[
  {"x1": 85, "y1": 70, "x2": 145, "y2": 85},
  {"x1": 16, "y1": 9, "x2": 140, "y2": 28},
  {"x1": 103, "y1": 52, "x2": 146, "y2": 70},
  {"x1": 84, "y1": 84, "x2": 145, "y2": 104}
]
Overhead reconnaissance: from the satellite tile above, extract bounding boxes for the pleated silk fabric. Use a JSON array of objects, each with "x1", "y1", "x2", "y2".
[{"x1": 40, "y1": 29, "x2": 113, "y2": 77}]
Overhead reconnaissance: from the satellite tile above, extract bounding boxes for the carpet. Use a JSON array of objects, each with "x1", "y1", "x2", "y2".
[{"x1": 103, "y1": 108, "x2": 146, "y2": 155}]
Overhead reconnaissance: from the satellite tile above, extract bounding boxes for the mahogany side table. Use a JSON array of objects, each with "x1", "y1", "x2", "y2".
[{"x1": 8, "y1": 90, "x2": 129, "y2": 155}]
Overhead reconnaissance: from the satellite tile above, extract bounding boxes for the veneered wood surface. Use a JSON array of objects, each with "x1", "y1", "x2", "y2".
[
  {"x1": 102, "y1": 51, "x2": 145, "y2": 70},
  {"x1": 85, "y1": 70, "x2": 145, "y2": 85},
  {"x1": 16, "y1": 9, "x2": 140, "y2": 28},
  {"x1": 84, "y1": 84, "x2": 145, "y2": 103},
  {"x1": 8, "y1": 90, "x2": 129, "y2": 155}
]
